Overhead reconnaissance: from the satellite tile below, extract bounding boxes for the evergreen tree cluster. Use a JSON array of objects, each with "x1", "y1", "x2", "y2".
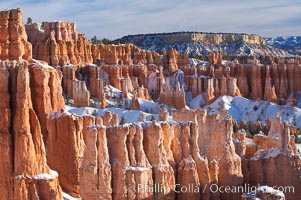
[{"x1": 91, "y1": 36, "x2": 115, "y2": 45}]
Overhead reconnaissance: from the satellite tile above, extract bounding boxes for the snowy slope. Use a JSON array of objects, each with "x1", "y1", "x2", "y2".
[
  {"x1": 266, "y1": 36, "x2": 301, "y2": 56},
  {"x1": 66, "y1": 106, "x2": 165, "y2": 123},
  {"x1": 188, "y1": 93, "x2": 207, "y2": 109},
  {"x1": 189, "y1": 95, "x2": 301, "y2": 128}
]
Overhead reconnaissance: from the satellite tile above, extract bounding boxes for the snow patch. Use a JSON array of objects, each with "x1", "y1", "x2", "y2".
[
  {"x1": 65, "y1": 106, "x2": 162, "y2": 124},
  {"x1": 188, "y1": 93, "x2": 207, "y2": 109},
  {"x1": 246, "y1": 138, "x2": 256, "y2": 147},
  {"x1": 15, "y1": 170, "x2": 58, "y2": 180},
  {"x1": 251, "y1": 148, "x2": 283, "y2": 161},
  {"x1": 63, "y1": 192, "x2": 82, "y2": 200},
  {"x1": 32, "y1": 59, "x2": 54, "y2": 69},
  {"x1": 296, "y1": 144, "x2": 301, "y2": 156},
  {"x1": 33, "y1": 169, "x2": 58, "y2": 180},
  {"x1": 264, "y1": 148, "x2": 282, "y2": 159},
  {"x1": 257, "y1": 186, "x2": 285, "y2": 197},
  {"x1": 127, "y1": 166, "x2": 150, "y2": 172}
]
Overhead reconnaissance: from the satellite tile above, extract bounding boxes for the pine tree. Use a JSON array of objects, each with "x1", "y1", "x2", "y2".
[
  {"x1": 91, "y1": 35, "x2": 97, "y2": 44},
  {"x1": 292, "y1": 115, "x2": 297, "y2": 126},
  {"x1": 41, "y1": 22, "x2": 45, "y2": 30},
  {"x1": 101, "y1": 38, "x2": 114, "y2": 45},
  {"x1": 92, "y1": 110, "x2": 98, "y2": 117},
  {"x1": 120, "y1": 116, "x2": 126, "y2": 125},
  {"x1": 124, "y1": 100, "x2": 129, "y2": 109},
  {"x1": 26, "y1": 17, "x2": 33, "y2": 25}
]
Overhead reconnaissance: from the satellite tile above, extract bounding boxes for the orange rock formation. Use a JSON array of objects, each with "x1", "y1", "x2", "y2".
[
  {"x1": 0, "y1": 8, "x2": 64, "y2": 199},
  {"x1": 158, "y1": 82, "x2": 187, "y2": 109},
  {"x1": 0, "y1": 61, "x2": 64, "y2": 200},
  {"x1": 26, "y1": 21, "x2": 92, "y2": 66},
  {"x1": 0, "y1": 8, "x2": 32, "y2": 61}
]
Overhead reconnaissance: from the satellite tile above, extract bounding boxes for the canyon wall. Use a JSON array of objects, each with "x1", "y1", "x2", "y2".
[{"x1": 0, "y1": 8, "x2": 65, "y2": 199}]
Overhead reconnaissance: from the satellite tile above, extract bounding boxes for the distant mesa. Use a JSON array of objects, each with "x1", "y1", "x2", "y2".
[{"x1": 118, "y1": 31, "x2": 267, "y2": 45}]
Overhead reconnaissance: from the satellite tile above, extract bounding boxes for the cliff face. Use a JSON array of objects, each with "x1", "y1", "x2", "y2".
[
  {"x1": 49, "y1": 42, "x2": 190, "y2": 109},
  {"x1": 81, "y1": 125, "x2": 112, "y2": 199},
  {"x1": 30, "y1": 61, "x2": 65, "y2": 139},
  {"x1": 24, "y1": 20, "x2": 300, "y2": 112},
  {"x1": 46, "y1": 113, "x2": 86, "y2": 197},
  {"x1": 0, "y1": 61, "x2": 64, "y2": 200},
  {"x1": 26, "y1": 24, "x2": 193, "y2": 69}
]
